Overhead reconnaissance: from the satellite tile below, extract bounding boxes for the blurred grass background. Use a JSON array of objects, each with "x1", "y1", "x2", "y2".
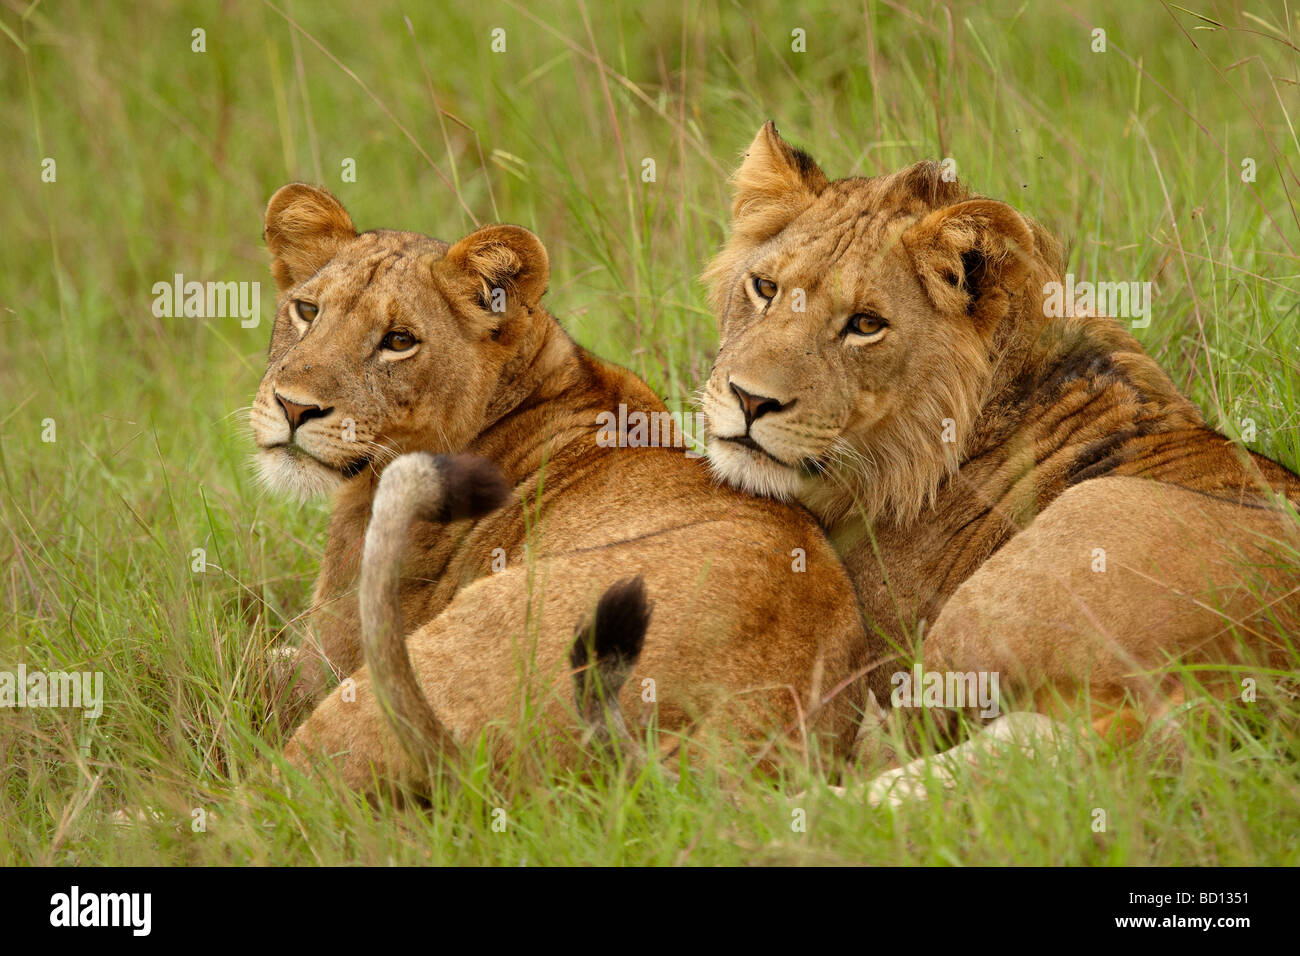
[{"x1": 1, "y1": 0, "x2": 1297, "y2": 864}]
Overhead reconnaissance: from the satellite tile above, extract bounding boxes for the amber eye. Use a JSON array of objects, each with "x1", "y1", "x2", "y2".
[
  {"x1": 845, "y1": 313, "x2": 888, "y2": 337},
  {"x1": 753, "y1": 277, "x2": 778, "y2": 301},
  {"x1": 293, "y1": 300, "x2": 319, "y2": 322},
  {"x1": 380, "y1": 329, "x2": 418, "y2": 352}
]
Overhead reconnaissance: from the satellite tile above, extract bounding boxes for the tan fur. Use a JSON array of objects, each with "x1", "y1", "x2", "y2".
[
  {"x1": 356, "y1": 452, "x2": 465, "y2": 775},
  {"x1": 702, "y1": 125, "x2": 1300, "y2": 733},
  {"x1": 250, "y1": 184, "x2": 876, "y2": 790}
]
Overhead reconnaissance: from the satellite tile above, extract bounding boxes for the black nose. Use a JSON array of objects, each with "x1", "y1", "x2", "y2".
[
  {"x1": 275, "y1": 393, "x2": 330, "y2": 432},
  {"x1": 730, "y1": 382, "x2": 790, "y2": 429}
]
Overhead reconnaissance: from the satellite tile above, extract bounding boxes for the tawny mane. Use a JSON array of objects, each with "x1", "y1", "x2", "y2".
[{"x1": 703, "y1": 126, "x2": 1067, "y2": 528}]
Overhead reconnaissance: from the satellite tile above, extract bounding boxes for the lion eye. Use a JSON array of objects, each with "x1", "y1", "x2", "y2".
[
  {"x1": 380, "y1": 330, "x2": 418, "y2": 352},
  {"x1": 753, "y1": 277, "x2": 778, "y2": 301},
  {"x1": 845, "y1": 313, "x2": 888, "y2": 337},
  {"x1": 293, "y1": 300, "x2": 319, "y2": 322}
]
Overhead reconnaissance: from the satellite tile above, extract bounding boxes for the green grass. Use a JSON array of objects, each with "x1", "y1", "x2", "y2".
[{"x1": 2, "y1": 0, "x2": 1299, "y2": 865}]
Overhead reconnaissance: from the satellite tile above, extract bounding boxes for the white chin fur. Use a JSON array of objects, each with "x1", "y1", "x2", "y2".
[
  {"x1": 254, "y1": 448, "x2": 345, "y2": 500},
  {"x1": 706, "y1": 441, "x2": 804, "y2": 500}
]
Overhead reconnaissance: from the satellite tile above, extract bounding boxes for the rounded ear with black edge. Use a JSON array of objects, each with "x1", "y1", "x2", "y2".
[
  {"x1": 444, "y1": 224, "x2": 549, "y2": 313},
  {"x1": 264, "y1": 184, "x2": 357, "y2": 293},
  {"x1": 728, "y1": 121, "x2": 829, "y2": 241},
  {"x1": 902, "y1": 199, "x2": 1035, "y2": 335}
]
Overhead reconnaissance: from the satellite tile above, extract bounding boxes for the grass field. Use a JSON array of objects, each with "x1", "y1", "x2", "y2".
[{"x1": 1, "y1": 0, "x2": 1298, "y2": 866}]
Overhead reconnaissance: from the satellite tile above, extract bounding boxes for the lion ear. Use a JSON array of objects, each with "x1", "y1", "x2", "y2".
[
  {"x1": 728, "y1": 121, "x2": 828, "y2": 240},
  {"x1": 264, "y1": 184, "x2": 357, "y2": 292},
  {"x1": 445, "y1": 224, "x2": 549, "y2": 312},
  {"x1": 902, "y1": 199, "x2": 1034, "y2": 334}
]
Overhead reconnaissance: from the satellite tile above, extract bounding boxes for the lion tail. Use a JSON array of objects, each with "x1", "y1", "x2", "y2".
[
  {"x1": 360, "y1": 452, "x2": 510, "y2": 775},
  {"x1": 569, "y1": 576, "x2": 652, "y2": 748}
]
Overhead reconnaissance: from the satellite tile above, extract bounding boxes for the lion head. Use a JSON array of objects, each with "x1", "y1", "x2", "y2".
[
  {"x1": 250, "y1": 184, "x2": 550, "y2": 498},
  {"x1": 701, "y1": 123, "x2": 1060, "y2": 527}
]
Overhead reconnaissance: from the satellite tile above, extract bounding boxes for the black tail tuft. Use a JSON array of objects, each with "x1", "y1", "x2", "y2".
[
  {"x1": 570, "y1": 577, "x2": 662, "y2": 758},
  {"x1": 570, "y1": 576, "x2": 651, "y2": 675},
  {"x1": 570, "y1": 576, "x2": 651, "y2": 743},
  {"x1": 434, "y1": 454, "x2": 512, "y2": 522}
]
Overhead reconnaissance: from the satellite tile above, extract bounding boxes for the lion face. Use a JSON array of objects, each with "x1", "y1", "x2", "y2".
[
  {"x1": 251, "y1": 184, "x2": 549, "y2": 498},
  {"x1": 702, "y1": 124, "x2": 1038, "y2": 526}
]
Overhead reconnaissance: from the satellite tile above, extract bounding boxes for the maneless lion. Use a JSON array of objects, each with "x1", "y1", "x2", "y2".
[
  {"x1": 702, "y1": 123, "x2": 1300, "y2": 740},
  {"x1": 250, "y1": 183, "x2": 873, "y2": 790}
]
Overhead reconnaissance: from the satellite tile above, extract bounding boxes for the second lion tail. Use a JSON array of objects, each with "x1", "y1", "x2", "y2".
[{"x1": 360, "y1": 452, "x2": 510, "y2": 775}]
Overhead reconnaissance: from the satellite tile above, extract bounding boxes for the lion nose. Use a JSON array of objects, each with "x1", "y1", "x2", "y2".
[
  {"x1": 275, "y1": 393, "x2": 330, "y2": 432},
  {"x1": 730, "y1": 382, "x2": 791, "y2": 429}
]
